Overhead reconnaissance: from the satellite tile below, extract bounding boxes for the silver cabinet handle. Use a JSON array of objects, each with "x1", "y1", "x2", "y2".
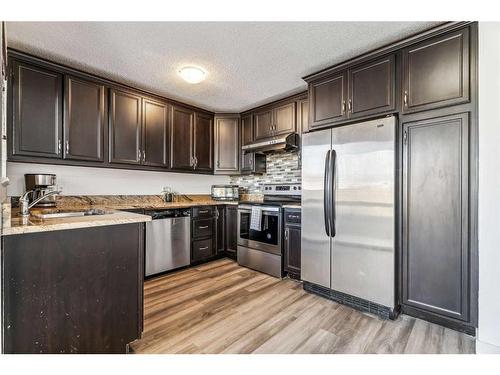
[
  {"x1": 65, "y1": 140, "x2": 69, "y2": 154},
  {"x1": 199, "y1": 225, "x2": 209, "y2": 229},
  {"x1": 137, "y1": 149, "x2": 141, "y2": 161},
  {"x1": 199, "y1": 210, "x2": 208, "y2": 214},
  {"x1": 284, "y1": 228, "x2": 289, "y2": 240},
  {"x1": 404, "y1": 91, "x2": 408, "y2": 106},
  {"x1": 143, "y1": 150, "x2": 146, "y2": 162},
  {"x1": 198, "y1": 246, "x2": 209, "y2": 250},
  {"x1": 58, "y1": 139, "x2": 62, "y2": 154},
  {"x1": 342, "y1": 101, "x2": 346, "y2": 114},
  {"x1": 348, "y1": 99, "x2": 352, "y2": 112}
]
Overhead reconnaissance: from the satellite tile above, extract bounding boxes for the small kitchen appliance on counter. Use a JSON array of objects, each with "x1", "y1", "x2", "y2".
[
  {"x1": 211, "y1": 185, "x2": 239, "y2": 201},
  {"x1": 24, "y1": 174, "x2": 58, "y2": 207}
]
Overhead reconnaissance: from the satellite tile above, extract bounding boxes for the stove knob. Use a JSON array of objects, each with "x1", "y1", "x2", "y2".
[{"x1": 293, "y1": 186, "x2": 297, "y2": 190}]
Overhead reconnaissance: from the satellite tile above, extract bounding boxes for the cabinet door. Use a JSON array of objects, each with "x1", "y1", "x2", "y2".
[
  {"x1": 192, "y1": 238, "x2": 215, "y2": 262},
  {"x1": 308, "y1": 71, "x2": 347, "y2": 129},
  {"x1": 225, "y1": 206, "x2": 238, "y2": 256},
  {"x1": 64, "y1": 76, "x2": 105, "y2": 162},
  {"x1": 273, "y1": 101, "x2": 296, "y2": 136},
  {"x1": 284, "y1": 226, "x2": 301, "y2": 277},
  {"x1": 348, "y1": 55, "x2": 396, "y2": 119},
  {"x1": 216, "y1": 206, "x2": 225, "y2": 255},
  {"x1": 170, "y1": 105, "x2": 194, "y2": 170},
  {"x1": 402, "y1": 112, "x2": 470, "y2": 322},
  {"x1": 10, "y1": 60, "x2": 63, "y2": 158},
  {"x1": 254, "y1": 108, "x2": 273, "y2": 140},
  {"x1": 142, "y1": 98, "x2": 169, "y2": 167},
  {"x1": 297, "y1": 99, "x2": 309, "y2": 133},
  {"x1": 109, "y1": 89, "x2": 142, "y2": 165},
  {"x1": 193, "y1": 112, "x2": 213, "y2": 172},
  {"x1": 241, "y1": 114, "x2": 253, "y2": 146},
  {"x1": 214, "y1": 116, "x2": 240, "y2": 174},
  {"x1": 402, "y1": 27, "x2": 470, "y2": 113}
]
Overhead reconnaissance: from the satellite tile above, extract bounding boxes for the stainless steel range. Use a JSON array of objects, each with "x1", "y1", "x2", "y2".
[{"x1": 237, "y1": 183, "x2": 301, "y2": 278}]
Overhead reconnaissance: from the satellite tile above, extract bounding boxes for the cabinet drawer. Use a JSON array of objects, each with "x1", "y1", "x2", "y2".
[
  {"x1": 192, "y1": 206, "x2": 214, "y2": 218},
  {"x1": 193, "y1": 218, "x2": 214, "y2": 238},
  {"x1": 192, "y1": 238, "x2": 214, "y2": 262},
  {"x1": 284, "y1": 209, "x2": 301, "y2": 225}
]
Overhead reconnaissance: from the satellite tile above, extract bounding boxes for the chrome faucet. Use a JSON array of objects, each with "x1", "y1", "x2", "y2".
[{"x1": 19, "y1": 189, "x2": 62, "y2": 217}]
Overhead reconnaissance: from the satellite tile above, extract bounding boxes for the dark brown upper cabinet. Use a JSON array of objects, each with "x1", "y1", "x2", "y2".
[
  {"x1": 241, "y1": 114, "x2": 253, "y2": 146},
  {"x1": 193, "y1": 112, "x2": 213, "y2": 172},
  {"x1": 109, "y1": 89, "x2": 142, "y2": 165},
  {"x1": 214, "y1": 116, "x2": 240, "y2": 174},
  {"x1": 297, "y1": 98, "x2": 309, "y2": 133},
  {"x1": 142, "y1": 98, "x2": 169, "y2": 167},
  {"x1": 170, "y1": 105, "x2": 194, "y2": 170},
  {"x1": 308, "y1": 71, "x2": 347, "y2": 129},
  {"x1": 273, "y1": 101, "x2": 296, "y2": 136},
  {"x1": 170, "y1": 106, "x2": 213, "y2": 173},
  {"x1": 348, "y1": 54, "x2": 396, "y2": 119},
  {"x1": 254, "y1": 107, "x2": 274, "y2": 141},
  {"x1": 64, "y1": 75, "x2": 106, "y2": 162},
  {"x1": 402, "y1": 27, "x2": 470, "y2": 113},
  {"x1": 10, "y1": 59, "x2": 63, "y2": 159},
  {"x1": 254, "y1": 101, "x2": 297, "y2": 141},
  {"x1": 402, "y1": 112, "x2": 470, "y2": 323}
]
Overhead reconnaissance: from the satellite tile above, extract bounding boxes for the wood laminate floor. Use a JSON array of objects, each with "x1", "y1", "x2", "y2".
[{"x1": 130, "y1": 258, "x2": 475, "y2": 354}]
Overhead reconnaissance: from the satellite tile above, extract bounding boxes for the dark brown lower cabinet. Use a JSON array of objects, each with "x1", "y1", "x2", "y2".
[
  {"x1": 2, "y1": 223, "x2": 144, "y2": 354},
  {"x1": 402, "y1": 112, "x2": 473, "y2": 332},
  {"x1": 225, "y1": 205, "x2": 238, "y2": 258},
  {"x1": 284, "y1": 208, "x2": 301, "y2": 279},
  {"x1": 191, "y1": 206, "x2": 216, "y2": 263},
  {"x1": 215, "y1": 205, "x2": 225, "y2": 255}
]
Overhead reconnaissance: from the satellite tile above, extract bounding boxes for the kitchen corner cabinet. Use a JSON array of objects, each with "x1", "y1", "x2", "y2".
[
  {"x1": 214, "y1": 116, "x2": 240, "y2": 174},
  {"x1": 2, "y1": 223, "x2": 144, "y2": 354},
  {"x1": 402, "y1": 27, "x2": 470, "y2": 114},
  {"x1": 9, "y1": 59, "x2": 63, "y2": 158},
  {"x1": 64, "y1": 75, "x2": 106, "y2": 162},
  {"x1": 109, "y1": 89, "x2": 142, "y2": 165},
  {"x1": 402, "y1": 112, "x2": 471, "y2": 326}
]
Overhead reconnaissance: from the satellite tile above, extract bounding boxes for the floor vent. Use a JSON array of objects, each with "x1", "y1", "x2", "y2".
[{"x1": 303, "y1": 282, "x2": 396, "y2": 320}]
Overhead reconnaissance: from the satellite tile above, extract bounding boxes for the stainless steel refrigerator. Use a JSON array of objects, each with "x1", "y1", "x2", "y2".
[{"x1": 301, "y1": 116, "x2": 395, "y2": 314}]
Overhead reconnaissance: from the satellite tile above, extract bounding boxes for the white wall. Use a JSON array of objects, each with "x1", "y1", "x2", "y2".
[
  {"x1": 6, "y1": 162, "x2": 230, "y2": 196},
  {"x1": 477, "y1": 22, "x2": 500, "y2": 354}
]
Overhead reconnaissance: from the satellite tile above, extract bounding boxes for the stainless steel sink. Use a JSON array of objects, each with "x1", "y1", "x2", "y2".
[{"x1": 30, "y1": 208, "x2": 109, "y2": 219}]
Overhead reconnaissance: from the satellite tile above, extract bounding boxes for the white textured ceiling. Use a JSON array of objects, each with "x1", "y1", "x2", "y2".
[{"x1": 6, "y1": 22, "x2": 441, "y2": 112}]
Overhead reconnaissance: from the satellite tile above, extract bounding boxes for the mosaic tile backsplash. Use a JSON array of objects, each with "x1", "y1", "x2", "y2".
[{"x1": 230, "y1": 151, "x2": 301, "y2": 193}]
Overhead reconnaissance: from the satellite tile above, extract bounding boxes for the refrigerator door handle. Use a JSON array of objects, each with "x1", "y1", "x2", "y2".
[
  {"x1": 330, "y1": 149, "x2": 337, "y2": 237},
  {"x1": 323, "y1": 150, "x2": 331, "y2": 237}
]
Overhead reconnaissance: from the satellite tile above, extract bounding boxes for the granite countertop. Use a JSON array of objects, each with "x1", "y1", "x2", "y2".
[
  {"x1": 1, "y1": 194, "x2": 245, "y2": 236},
  {"x1": 2, "y1": 208, "x2": 151, "y2": 236}
]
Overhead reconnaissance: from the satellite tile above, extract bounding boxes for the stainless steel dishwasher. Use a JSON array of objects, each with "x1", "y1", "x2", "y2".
[{"x1": 145, "y1": 209, "x2": 191, "y2": 277}]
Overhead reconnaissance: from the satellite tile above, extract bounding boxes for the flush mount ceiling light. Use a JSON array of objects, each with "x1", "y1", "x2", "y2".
[{"x1": 178, "y1": 66, "x2": 206, "y2": 84}]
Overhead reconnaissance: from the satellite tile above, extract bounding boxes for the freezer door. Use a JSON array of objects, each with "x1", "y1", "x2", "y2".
[
  {"x1": 301, "y1": 128, "x2": 332, "y2": 288},
  {"x1": 330, "y1": 116, "x2": 395, "y2": 307}
]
